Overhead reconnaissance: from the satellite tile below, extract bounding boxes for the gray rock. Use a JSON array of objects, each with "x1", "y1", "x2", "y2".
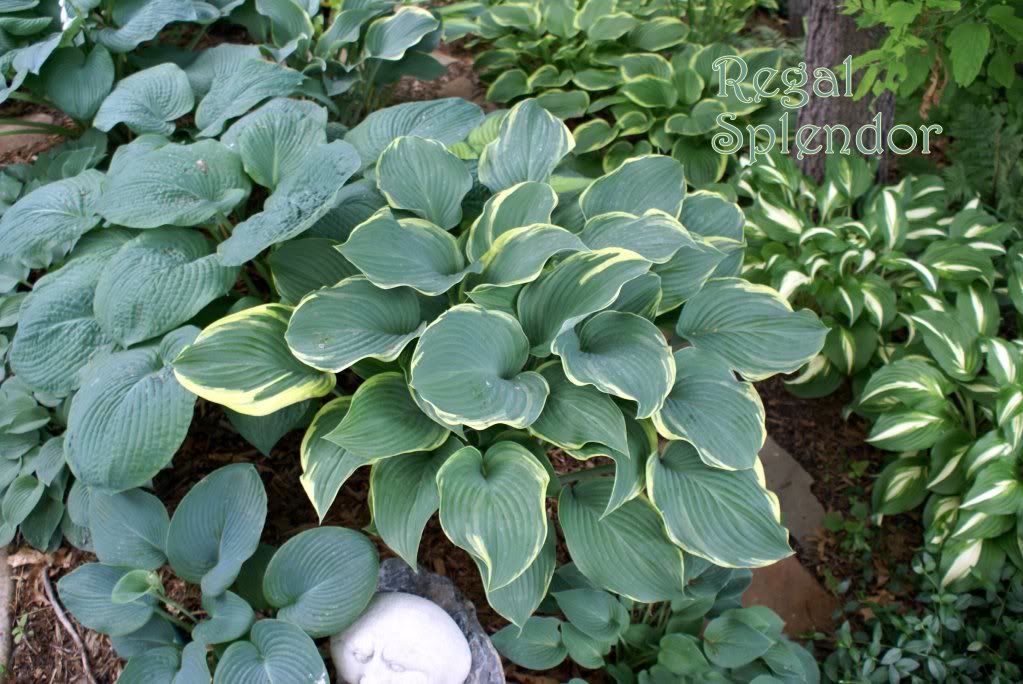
[{"x1": 377, "y1": 558, "x2": 505, "y2": 684}]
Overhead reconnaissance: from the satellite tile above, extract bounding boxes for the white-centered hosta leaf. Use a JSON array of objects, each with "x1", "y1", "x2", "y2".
[
  {"x1": 465, "y1": 181, "x2": 559, "y2": 261},
  {"x1": 195, "y1": 58, "x2": 304, "y2": 137},
  {"x1": 652, "y1": 347, "x2": 765, "y2": 471},
  {"x1": 166, "y1": 463, "x2": 267, "y2": 597},
  {"x1": 218, "y1": 140, "x2": 361, "y2": 265},
  {"x1": 221, "y1": 97, "x2": 327, "y2": 190},
  {"x1": 906, "y1": 310, "x2": 982, "y2": 381},
  {"x1": 369, "y1": 435, "x2": 463, "y2": 567},
  {"x1": 479, "y1": 519, "x2": 556, "y2": 628},
  {"x1": 676, "y1": 278, "x2": 827, "y2": 381},
  {"x1": 580, "y1": 155, "x2": 685, "y2": 219},
  {"x1": 866, "y1": 408, "x2": 951, "y2": 452},
  {"x1": 362, "y1": 6, "x2": 438, "y2": 61},
  {"x1": 559, "y1": 478, "x2": 685, "y2": 602},
  {"x1": 94, "y1": 228, "x2": 238, "y2": 346},
  {"x1": 648, "y1": 441, "x2": 791, "y2": 568},
  {"x1": 286, "y1": 276, "x2": 426, "y2": 372},
  {"x1": 325, "y1": 372, "x2": 449, "y2": 459},
  {"x1": 437, "y1": 442, "x2": 549, "y2": 590},
  {"x1": 213, "y1": 619, "x2": 326, "y2": 684},
  {"x1": 173, "y1": 304, "x2": 336, "y2": 416},
  {"x1": 0, "y1": 169, "x2": 103, "y2": 269},
  {"x1": 263, "y1": 526, "x2": 378, "y2": 637},
  {"x1": 339, "y1": 208, "x2": 482, "y2": 295},
  {"x1": 529, "y1": 361, "x2": 628, "y2": 454},
  {"x1": 376, "y1": 135, "x2": 472, "y2": 229},
  {"x1": 579, "y1": 210, "x2": 697, "y2": 264},
  {"x1": 410, "y1": 304, "x2": 549, "y2": 430},
  {"x1": 98, "y1": 140, "x2": 250, "y2": 228},
  {"x1": 857, "y1": 358, "x2": 953, "y2": 411},
  {"x1": 553, "y1": 311, "x2": 674, "y2": 418},
  {"x1": 478, "y1": 99, "x2": 574, "y2": 193},
  {"x1": 39, "y1": 46, "x2": 115, "y2": 122},
  {"x1": 345, "y1": 97, "x2": 484, "y2": 171},
  {"x1": 88, "y1": 488, "x2": 169, "y2": 570},
  {"x1": 57, "y1": 563, "x2": 156, "y2": 637},
  {"x1": 93, "y1": 63, "x2": 194, "y2": 135},
  {"x1": 517, "y1": 247, "x2": 650, "y2": 355},
  {"x1": 269, "y1": 238, "x2": 358, "y2": 305}
]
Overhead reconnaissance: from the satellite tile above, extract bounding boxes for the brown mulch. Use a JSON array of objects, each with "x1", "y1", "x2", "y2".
[{"x1": 391, "y1": 48, "x2": 490, "y2": 109}]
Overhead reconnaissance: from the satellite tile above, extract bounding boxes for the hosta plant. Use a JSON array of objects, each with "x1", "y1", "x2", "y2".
[
  {"x1": 445, "y1": 0, "x2": 789, "y2": 185},
  {"x1": 494, "y1": 555, "x2": 820, "y2": 682},
  {"x1": 57, "y1": 463, "x2": 380, "y2": 683},
  {"x1": 173, "y1": 96, "x2": 828, "y2": 627}
]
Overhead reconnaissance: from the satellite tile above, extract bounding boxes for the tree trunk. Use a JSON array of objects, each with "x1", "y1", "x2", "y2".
[
  {"x1": 796, "y1": 0, "x2": 894, "y2": 182},
  {"x1": 785, "y1": 0, "x2": 810, "y2": 36}
]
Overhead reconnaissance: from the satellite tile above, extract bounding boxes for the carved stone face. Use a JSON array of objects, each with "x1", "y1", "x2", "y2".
[{"x1": 331, "y1": 592, "x2": 473, "y2": 684}]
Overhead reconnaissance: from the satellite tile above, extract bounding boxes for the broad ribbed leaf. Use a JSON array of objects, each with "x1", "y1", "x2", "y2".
[
  {"x1": 377, "y1": 135, "x2": 471, "y2": 229},
  {"x1": 193, "y1": 591, "x2": 255, "y2": 646},
  {"x1": 119, "y1": 643, "x2": 210, "y2": 684},
  {"x1": 57, "y1": 563, "x2": 155, "y2": 637},
  {"x1": 437, "y1": 442, "x2": 549, "y2": 590},
  {"x1": 362, "y1": 6, "x2": 438, "y2": 61},
  {"x1": 478, "y1": 99, "x2": 574, "y2": 193},
  {"x1": 579, "y1": 210, "x2": 696, "y2": 264},
  {"x1": 39, "y1": 46, "x2": 115, "y2": 121},
  {"x1": 554, "y1": 311, "x2": 674, "y2": 418},
  {"x1": 94, "y1": 63, "x2": 194, "y2": 135},
  {"x1": 465, "y1": 181, "x2": 560, "y2": 261},
  {"x1": 652, "y1": 236, "x2": 726, "y2": 312},
  {"x1": 559, "y1": 478, "x2": 685, "y2": 602},
  {"x1": 2, "y1": 474, "x2": 42, "y2": 525},
  {"x1": 88, "y1": 489, "x2": 169, "y2": 570},
  {"x1": 325, "y1": 372, "x2": 449, "y2": 458},
  {"x1": 98, "y1": 140, "x2": 249, "y2": 228},
  {"x1": 299, "y1": 398, "x2": 362, "y2": 522},
  {"x1": 166, "y1": 463, "x2": 267, "y2": 597},
  {"x1": 226, "y1": 400, "x2": 310, "y2": 456},
  {"x1": 676, "y1": 278, "x2": 827, "y2": 381},
  {"x1": 481, "y1": 522, "x2": 556, "y2": 627},
  {"x1": 857, "y1": 358, "x2": 953, "y2": 411},
  {"x1": 580, "y1": 155, "x2": 685, "y2": 219},
  {"x1": 269, "y1": 238, "x2": 358, "y2": 305},
  {"x1": 96, "y1": 0, "x2": 198, "y2": 53},
  {"x1": 173, "y1": 304, "x2": 336, "y2": 417},
  {"x1": 474, "y1": 223, "x2": 586, "y2": 290},
  {"x1": 410, "y1": 304, "x2": 548, "y2": 430},
  {"x1": 195, "y1": 59, "x2": 304, "y2": 137},
  {"x1": 866, "y1": 408, "x2": 951, "y2": 452},
  {"x1": 703, "y1": 612, "x2": 775, "y2": 668},
  {"x1": 492, "y1": 617, "x2": 567, "y2": 670},
  {"x1": 94, "y1": 228, "x2": 238, "y2": 346},
  {"x1": 529, "y1": 361, "x2": 628, "y2": 453},
  {"x1": 555, "y1": 588, "x2": 629, "y2": 643},
  {"x1": 648, "y1": 441, "x2": 791, "y2": 568},
  {"x1": 566, "y1": 415, "x2": 654, "y2": 516},
  {"x1": 213, "y1": 619, "x2": 326, "y2": 684}
]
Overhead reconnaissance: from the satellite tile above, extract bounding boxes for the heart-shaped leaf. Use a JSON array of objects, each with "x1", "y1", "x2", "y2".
[
  {"x1": 465, "y1": 181, "x2": 559, "y2": 261},
  {"x1": 580, "y1": 155, "x2": 685, "y2": 219},
  {"x1": 478, "y1": 99, "x2": 574, "y2": 193},
  {"x1": 57, "y1": 563, "x2": 156, "y2": 637},
  {"x1": 39, "y1": 46, "x2": 115, "y2": 122},
  {"x1": 88, "y1": 488, "x2": 169, "y2": 570},
  {"x1": 193, "y1": 591, "x2": 255, "y2": 646},
  {"x1": 94, "y1": 63, "x2": 194, "y2": 135},
  {"x1": 195, "y1": 59, "x2": 304, "y2": 137},
  {"x1": 213, "y1": 619, "x2": 326, "y2": 684},
  {"x1": 377, "y1": 135, "x2": 472, "y2": 229}
]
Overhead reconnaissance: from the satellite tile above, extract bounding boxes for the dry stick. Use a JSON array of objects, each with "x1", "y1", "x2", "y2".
[
  {"x1": 40, "y1": 568, "x2": 96, "y2": 684},
  {"x1": 0, "y1": 548, "x2": 12, "y2": 674}
]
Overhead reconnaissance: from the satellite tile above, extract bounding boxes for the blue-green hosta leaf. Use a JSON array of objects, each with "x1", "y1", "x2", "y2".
[
  {"x1": 866, "y1": 407, "x2": 952, "y2": 452},
  {"x1": 195, "y1": 59, "x2": 304, "y2": 137},
  {"x1": 345, "y1": 98, "x2": 484, "y2": 171},
  {"x1": 676, "y1": 278, "x2": 827, "y2": 381},
  {"x1": 98, "y1": 140, "x2": 249, "y2": 228},
  {"x1": 907, "y1": 310, "x2": 981, "y2": 381},
  {"x1": 264, "y1": 526, "x2": 378, "y2": 637},
  {"x1": 376, "y1": 135, "x2": 472, "y2": 229},
  {"x1": 269, "y1": 238, "x2": 358, "y2": 305},
  {"x1": 93, "y1": 63, "x2": 194, "y2": 135},
  {"x1": 492, "y1": 617, "x2": 567, "y2": 671},
  {"x1": 182, "y1": 43, "x2": 262, "y2": 97},
  {"x1": 286, "y1": 277, "x2": 425, "y2": 372},
  {"x1": 221, "y1": 98, "x2": 327, "y2": 191},
  {"x1": 554, "y1": 311, "x2": 674, "y2": 418},
  {"x1": 57, "y1": 563, "x2": 156, "y2": 637},
  {"x1": 88, "y1": 489, "x2": 169, "y2": 570},
  {"x1": 362, "y1": 6, "x2": 438, "y2": 61},
  {"x1": 2, "y1": 474, "x2": 42, "y2": 526},
  {"x1": 109, "y1": 616, "x2": 182, "y2": 659},
  {"x1": 651, "y1": 236, "x2": 726, "y2": 313},
  {"x1": 648, "y1": 441, "x2": 791, "y2": 568},
  {"x1": 94, "y1": 228, "x2": 238, "y2": 346},
  {"x1": 529, "y1": 361, "x2": 629, "y2": 453},
  {"x1": 565, "y1": 415, "x2": 654, "y2": 517},
  {"x1": 702, "y1": 611, "x2": 775, "y2": 668},
  {"x1": 325, "y1": 372, "x2": 449, "y2": 459},
  {"x1": 369, "y1": 435, "x2": 463, "y2": 567},
  {"x1": 339, "y1": 208, "x2": 481, "y2": 295},
  {"x1": 96, "y1": 0, "x2": 199, "y2": 53},
  {"x1": 579, "y1": 210, "x2": 696, "y2": 264},
  {"x1": 555, "y1": 587, "x2": 629, "y2": 643},
  {"x1": 580, "y1": 155, "x2": 685, "y2": 220},
  {"x1": 473, "y1": 223, "x2": 586, "y2": 290},
  {"x1": 653, "y1": 347, "x2": 764, "y2": 470},
  {"x1": 166, "y1": 463, "x2": 267, "y2": 597},
  {"x1": 478, "y1": 99, "x2": 574, "y2": 193},
  {"x1": 214, "y1": 619, "x2": 326, "y2": 684},
  {"x1": 559, "y1": 478, "x2": 685, "y2": 602},
  {"x1": 465, "y1": 181, "x2": 559, "y2": 261},
  {"x1": 192, "y1": 591, "x2": 255, "y2": 646},
  {"x1": 218, "y1": 140, "x2": 360, "y2": 265},
  {"x1": 0, "y1": 169, "x2": 103, "y2": 269},
  {"x1": 38, "y1": 46, "x2": 114, "y2": 122},
  {"x1": 298, "y1": 398, "x2": 360, "y2": 522},
  {"x1": 518, "y1": 248, "x2": 650, "y2": 355},
  {"x1": 255, "y1": 0, "x2": 314, "y2": 47},
  {"x1": 120, "y1": 642, "x2": 210, "y2": 684},
  {"x1": 226, "y1": 400, "x2": 310, "y2": 456},
  {"x1": 481, "y1": 521, "x2": 556, "y2": 627},
  {"x1": 410, "y1": 304, "x2": 548, "y2": 430},
  {"x1": 437, "y1": 442, "x2": 549, "y2": 590},
  {"x1": 174, "y1": 304, "x2": 336, "y2": 417}
]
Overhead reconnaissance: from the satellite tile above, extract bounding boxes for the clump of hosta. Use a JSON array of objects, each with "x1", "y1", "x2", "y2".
[{"x1": 174, "y1": 97, "x2": 827, "y2": 627}]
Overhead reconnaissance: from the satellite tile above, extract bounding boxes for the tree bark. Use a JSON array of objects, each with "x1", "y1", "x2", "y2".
[
  {"x1": 785, "y1": 0, "x2": 810, "y2": 36},
  {"x1": 796, "y1": 0, "x2": 894, "y2": 182}
]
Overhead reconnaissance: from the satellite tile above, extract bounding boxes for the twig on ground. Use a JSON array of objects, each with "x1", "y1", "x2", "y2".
[{"x1": 40, "y1": 567, "x2": 96, "y2": 684}]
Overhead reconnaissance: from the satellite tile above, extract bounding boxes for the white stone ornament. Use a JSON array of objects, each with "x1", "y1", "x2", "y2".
[{"x1": 331, "y1": 591, "x2": 473, "y2": 684}]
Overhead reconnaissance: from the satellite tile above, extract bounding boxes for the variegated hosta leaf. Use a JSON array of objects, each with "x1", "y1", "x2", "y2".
[
  {"x1": 518, "y1": 248, "x2": 650, "y2": 355},
  {"x1": 919, "y1": 241, "x2": 995, "y2": 285},
  {"x1": 299, "y1": 397, "x2": 363, "y2": 522},
  {"x1": 782, "y1": 354, "x2": 844, "y2": 399},
  {"x1": 194, "y1": 58, "x2": 304, "y2": 137},
  {"x1": 906, "y1": 310, "x2": 981, "y2": 381},
  {"x1": 964, "y1": 430, "x2": 1014, "y2": 479},
  {"x1": 473, "y1": 223, "x2": 586, "y2": 292},
  {"x1": 465, "y1": 181, "x2": 560, "y2": 261},
  {"x1": 410, "y1": 304, "x2": 548, "y2": 430},
  {"x1": 579, "y1": 155, "x2": 685, "y2": 220},
  {"x1": 480, "y1": 521, "x2": 556, "y2": 628},
  {"x1": 955, "y1": 282, "x2": 999, "y2": 337},
  {"x1": 286, "y1": 277, "x2": 426, "y2": 372},
  {"x1": 436, "y1": 442, "x2": 549, "y2": 590},
  {"x1": 325, "y1": 372, "x2": 449, "y2": 458},
  {"x1": 653, "y1": 347, "x2": 764, "y2": 471},
  {"x1": 648, "y1": 441, "x2": 791, "y2": 568},
  {"x1": 961, "y1": 460, "x2": 1023, "y2": 516},
  {"x1": 339, "y1": 208, "x2": 482, "y2": 295},
  {"x1": 218, "y1": 140, "x2": 361, "y2": 265},
  {"x1": 867, "y1": 408, "x2": 951, "y2": 452},
  {"x1": 93, "y1": 63, "x2": 194, "y2": 136},
  {"x1": 362, "y1": 5, "x2": 439, "y2": 60},
  {"x1": 986, "y1": 338, "x2": 1022, "y2": 386},
  {"x1": 559, "y1": 478, "x2": 685, "y2": 602},
  {"x1": 529, "y1": 361, "x2": 628, "y2": 455},
  {"x1": 822, "y1": 319, "x2": 877, "y2": 377},
  {"x1": 579, "y1": 210, "x2": 697, "y2": 263},
  {"x1": 876, "y1": 187, "x2": 907, "y2": 249},
  {"x1": 857, "y1": 358, "x2": 954, "y2": 411},
  {"x1": 369, "y1": 435, "x2": 463, "y2": 567},
  {"x1": 860, "y1": 274, "x2": 896, "y2": 329},
  {"x1": 173, "y1": 304, "x2": 336, "y2": 416},
  {"x1": 675, "y1": 278, "x2": 827, "y2": 381},
  {"x1": 565, "y1": 414, "x2": 654, "y2": 517},
  {"x1": 93, "y1": 228, "x2": 238, "y2": 347},
  {"x1": 750, "y1": 193, "x2": 803, "y2": 243},
  {"x1": 478, "y1": 99, "x2": 574, "y2": 193},
  {"x1": 553, "y1": 310, "x2": 674, "y2": 418},
  {"x1": 871, "y1": 456, "x2": 928, "y2": 516},
  {"x1": 377, "y1": 135, "x2": 472, "y2": 229},
  {"x1": 651, "y1": 236, "x2": 726, "y2": 313}
]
